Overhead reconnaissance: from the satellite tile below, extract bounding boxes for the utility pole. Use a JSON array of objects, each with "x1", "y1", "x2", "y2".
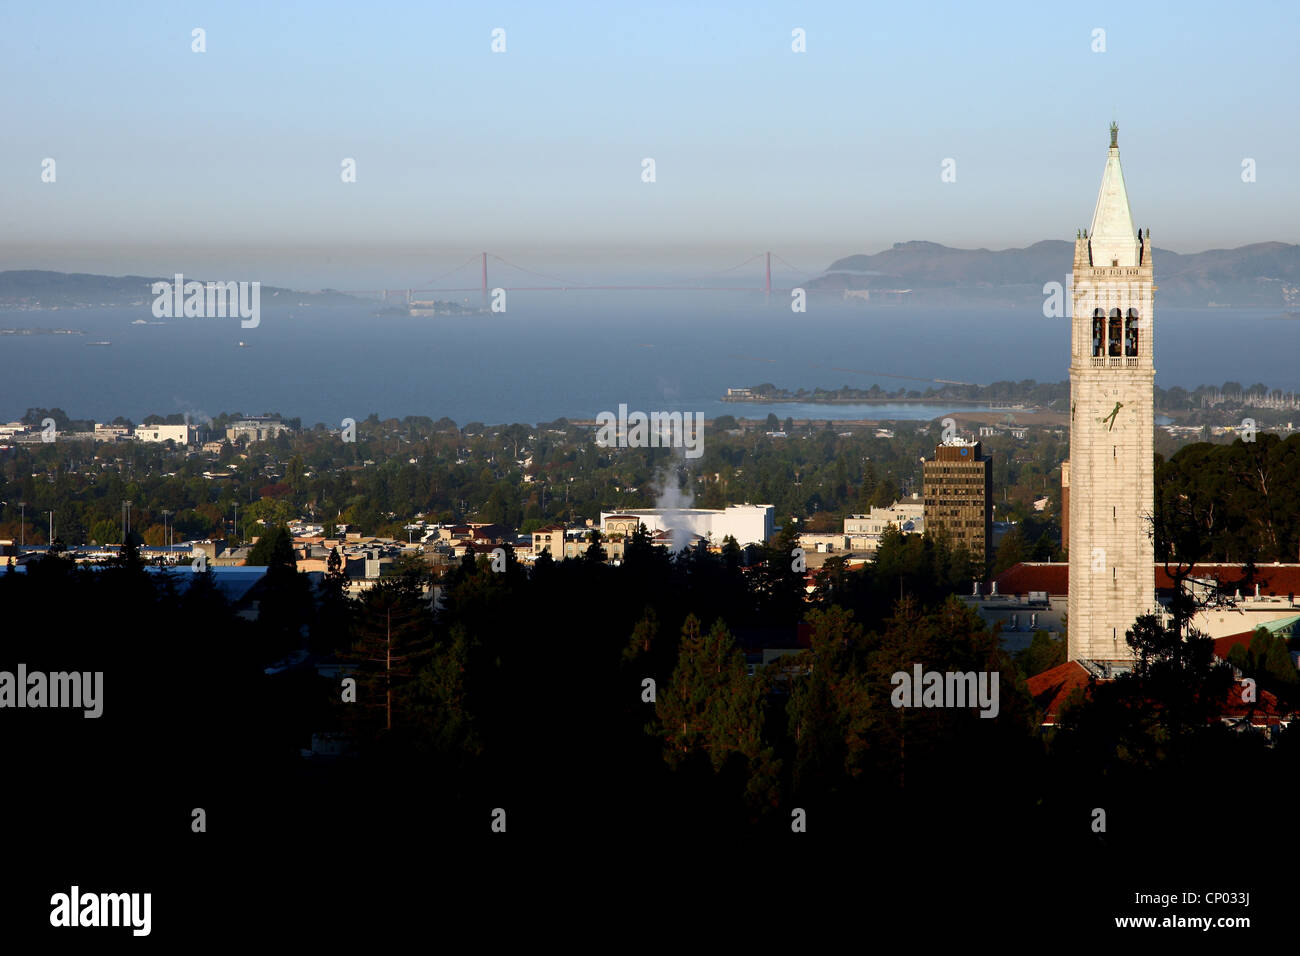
[
  {"x1": 48, "y1": 510, "x2": 55, "y2": 546},
  {"x1": 18, "y1": 501, "x2": 25, "y2": 550}
]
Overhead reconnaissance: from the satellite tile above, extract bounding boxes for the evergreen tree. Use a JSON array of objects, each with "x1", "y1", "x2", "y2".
[
  {"x1": 868, "y1": 477, "x2": 901, "y2": 510},
  {"x1": 993, "y1": 526, "x2": 1026, "y2": 576},
  {"x1": 657, "y1": 615, "x2": 710, "y2": 765},
  {"x1": 338, "y1": 574, "x2": 435, "y2": 741},
  {"x1": 759, "y1": 523, "x2": 805, "y2": 622},
  {"x1": 114, "y1": 530, "x2": 145, "y2": 571},
  {"x1": 583, "y1": 529, "x2": 607, "y2": 564},
  {"x1": 653, "y1": 614, "x2": 778, "y2": 811},
  {"x1": 311, "y1": 547, "x2": 353, "y2": 655},
  {"x1": 1015, "y1": 630, "x2": 1065, "y2": 678},
  {"x1": 623, "y1": 607, "x2": 659, "y2": 664},
  {"x1": 405, "y1": 624, "x2": 481, "y2": 761},
  {"x1": 247, "y1": 524, "x2": 296, "y2": 569},
  {"x1": 787, "y1": 606, "x2": 872, "y2": 793},
  {"x1": 721, "y1": 534, "x2": 742, "y2": 574}
]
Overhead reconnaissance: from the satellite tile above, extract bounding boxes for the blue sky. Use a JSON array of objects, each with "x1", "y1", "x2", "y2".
[{"x1": 2, "y1": 0, "x2": 1297, "y2": 283}]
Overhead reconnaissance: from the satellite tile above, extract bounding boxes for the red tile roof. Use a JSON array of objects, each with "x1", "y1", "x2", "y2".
[
  {"x1": 1154, "y1": 563, "x2": 1300, "y2": 595},
  {"x1": 1026, "y1": 660, "x2": 1091, "y2": 724},
  {"x1": 1212, "y1": 630, "x2": 1256, "y2": 660},
  {"x1": 990, "y1": 562, "x2": 1300, "y2": 599},
  {"x1": 1024, "y1": 659, "x2": 1291, "y2": 726},
  {"x1": 992, "y1": 562, "x2": 1068, "y2": 596}
]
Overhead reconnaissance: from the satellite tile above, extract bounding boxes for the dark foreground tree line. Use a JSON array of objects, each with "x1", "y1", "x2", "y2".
[{"x1": 4, "y1": 517, "x2": 1293, "y2": 873}]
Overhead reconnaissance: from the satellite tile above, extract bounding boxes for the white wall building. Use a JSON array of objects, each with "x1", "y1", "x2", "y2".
[
  {"x1": 600, "y1": 504, "x2": 774, "y2": 547},
  {"x1": 843, "y1": 497, "x2": 924, "y2": 553},
  {"x1": 134, "y1": 424, "x2": 193, "y2": 445}
]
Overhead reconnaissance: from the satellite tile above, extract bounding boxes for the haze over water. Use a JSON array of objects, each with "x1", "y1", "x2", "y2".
[{"x1": 2, "y1": 296, "x2": 1294, "y2": 426}]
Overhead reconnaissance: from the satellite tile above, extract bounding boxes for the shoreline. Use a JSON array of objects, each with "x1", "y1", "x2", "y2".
[{"x1": 720, "y1": 395, "x2": 1033, "y2": 407}]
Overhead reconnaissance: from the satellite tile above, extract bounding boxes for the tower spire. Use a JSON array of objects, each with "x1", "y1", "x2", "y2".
[{"x1": 1089, "y1": 125, "x2": 1138, "y2": 267}]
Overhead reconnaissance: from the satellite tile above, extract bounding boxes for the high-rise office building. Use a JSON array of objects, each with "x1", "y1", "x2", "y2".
[{"x1": 923, "y1": 439, "x2": 992, "y2": 567}]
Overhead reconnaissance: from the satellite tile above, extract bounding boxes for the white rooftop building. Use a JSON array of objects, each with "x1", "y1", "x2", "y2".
[
  {"x1": 843, "y1": 497, "x2": 925, "y2": 554},
  {"x1": 600, "y1": 504, "x2": 774, "y2": 547},
  {"x1": 134, "y1": 424, "x2": 194, "y2": 445}
]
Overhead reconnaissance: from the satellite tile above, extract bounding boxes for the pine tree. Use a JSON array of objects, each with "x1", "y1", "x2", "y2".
[
  {"x1": 655, "y1": 616, "x2": 772, "y2": 781},
  {"x1": 787, "y1": 606, "x2": 873, "y2": 792},
  {"x1": 623, "y1": 607, "x2": 659, "y2": 663},
  {"x1": 114, "y1": 530, "x2": 144, "y2": 571},
  {"x1": 339, "y1": 575, "x2": 434, "y2": 740},
  {"x1": 657, "y1": 615, "x2": 709, "y2": 765},
  {"x1": 583, "y1": 529, "x2": 607, "y2": 564},
  {"x1": 759, "y1": 523, "x2": 805, "y2": 622},
  {"x1": 405, "y1": 624, "x2": 481, "y2": 760},
  {"x1": 247, "y1": 524, "x2": 295, "y2": 569},
  {"x1": 312, "y1": 547, "x2": 352, "y2": 655}
]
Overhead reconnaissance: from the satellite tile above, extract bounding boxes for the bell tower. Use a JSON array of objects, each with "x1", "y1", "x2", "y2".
[{"x1": 1066, "y1": 124, "x2": 1156, "y2": 662}]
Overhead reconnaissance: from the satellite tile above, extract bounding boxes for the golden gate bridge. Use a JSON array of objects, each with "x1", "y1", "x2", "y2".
[{"x1": 329, "y1": 251, "x2": 913, "y2": 304}]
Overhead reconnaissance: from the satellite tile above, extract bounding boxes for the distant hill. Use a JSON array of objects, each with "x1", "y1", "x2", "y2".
[
  {"x1": 812, "y1": 240, "x2": 1300, "y2": 308},
  {"x1": 0, "y1": 271, "x2": 360, "y2": 309}
]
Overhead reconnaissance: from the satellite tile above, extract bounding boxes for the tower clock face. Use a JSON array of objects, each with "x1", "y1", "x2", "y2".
[{"x1": 1098, "y1": 399, "x2": 1124, "y2": 431}]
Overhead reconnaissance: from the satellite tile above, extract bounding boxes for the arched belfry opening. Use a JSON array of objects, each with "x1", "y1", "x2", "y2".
[
  {"x1": 1108, "y1": 309, "x2": 1123, "y2": 357},
  {"x1": 1124, "y1": 309, "x2": 1140, "y2": 357}
]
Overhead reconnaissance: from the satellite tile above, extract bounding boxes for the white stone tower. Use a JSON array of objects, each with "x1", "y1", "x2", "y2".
[{"x1": 1066, "y1": 124, "x2": 1156, "y2": 662}]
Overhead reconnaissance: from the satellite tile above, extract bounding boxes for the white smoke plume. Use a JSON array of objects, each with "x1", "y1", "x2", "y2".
[
  {"x1": 174, "y1": 402, "x2": 214, "y2": 428},
  {"x1": 651, "y1": 464, "x2": 695, "y2": 556}
]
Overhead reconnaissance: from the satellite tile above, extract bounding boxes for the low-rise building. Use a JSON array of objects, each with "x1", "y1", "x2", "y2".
[
  {"x1": 843, "y1": 497, "x2": 924, "y2": 554},
  {"x1": 599, "y1": 504, "x2": 774, "y2": 547},
  {"x1": 965, "y1": 561, "x2": 1300, "y2": 654},
  {"x1": 226, "y1": 417, "x2": 293, "y2": 443},
  {"x1": 135, "y1": 424, "x2": 194, "y2": 445},
  {"x1": 797, "y1": 531, "x2": 846, "y2": 554}
]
